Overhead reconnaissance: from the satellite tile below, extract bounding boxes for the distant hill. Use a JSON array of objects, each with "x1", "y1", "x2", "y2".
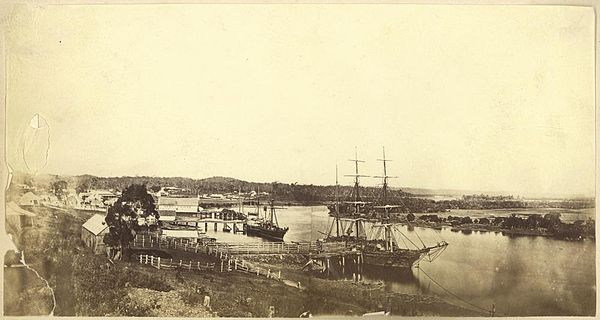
[{"x1": 10, "y1": 171, "x2": 592, "y2": 208}]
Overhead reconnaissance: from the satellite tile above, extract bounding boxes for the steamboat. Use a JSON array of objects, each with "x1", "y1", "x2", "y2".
[{"x1": 246, "y1": 199, "x2": 289, "y2": 241}]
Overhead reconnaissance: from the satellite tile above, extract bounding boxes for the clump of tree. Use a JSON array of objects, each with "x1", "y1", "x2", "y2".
[
  {"x1": 103, "y1": 184, "x2": 158, "y2": 259},
  {"x1": 51, "y1": 179, "x2": 69, "y2": 200}
]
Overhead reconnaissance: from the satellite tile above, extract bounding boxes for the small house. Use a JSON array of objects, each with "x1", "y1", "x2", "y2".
[
  {"x1": 19, "y1": 192, "x2": 41, "y2": 207},
  {"x1": 6, "y1": 202, "x2": 36, "y2": 233},
  {"x1": 81, "y1": 214, "x2": 110, "y2": 254}
]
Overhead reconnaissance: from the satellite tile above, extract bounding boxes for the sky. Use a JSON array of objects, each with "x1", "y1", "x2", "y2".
[{"x1": 4, "y1": 4, "x2": 595, "y2": 197}]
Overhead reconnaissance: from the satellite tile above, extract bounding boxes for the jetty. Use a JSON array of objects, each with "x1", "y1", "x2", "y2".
[{"x1": 130, "y1": 234, "x2": 365, "y2": 277}]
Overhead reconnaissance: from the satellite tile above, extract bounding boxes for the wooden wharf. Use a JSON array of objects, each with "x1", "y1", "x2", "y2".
[
  {"x1": 131, "y1": 234, "x2": 363, "y2": 278},
  {"x1": 167, "y1": 216, "x2": 246, "y2": 234}
]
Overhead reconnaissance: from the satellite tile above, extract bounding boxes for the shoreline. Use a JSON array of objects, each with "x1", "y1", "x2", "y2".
[{"x1": 154, "y1": 249, "x2": 484, "y2": 317}]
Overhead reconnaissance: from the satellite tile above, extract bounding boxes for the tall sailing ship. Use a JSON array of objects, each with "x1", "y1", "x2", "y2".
[
  {"x1": 327, "y1": 147, "x2": 408, "y2": 215},
  {"x1": 324, "y1": 147, "x2": 448, "y2": 268}
]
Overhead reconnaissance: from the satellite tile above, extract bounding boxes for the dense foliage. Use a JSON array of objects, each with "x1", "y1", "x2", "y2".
[
  {"x1": 104, "y1": 184, "x2": 158, "y2": 256},
  {"x1": 418, "y1": 213, "x2": 595, "y2": 239}
]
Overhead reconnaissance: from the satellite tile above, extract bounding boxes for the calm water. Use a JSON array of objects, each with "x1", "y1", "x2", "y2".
[{"x1": 203, "y1": 206, "x2": 596, "y2": 316}]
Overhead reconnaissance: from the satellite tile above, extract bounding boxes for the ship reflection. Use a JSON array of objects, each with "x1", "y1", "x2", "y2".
[{"x1": 314, "y1": 259, "x2": 418, "y2": 285}]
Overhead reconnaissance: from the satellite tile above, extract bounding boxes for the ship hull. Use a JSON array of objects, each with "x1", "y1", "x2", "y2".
[
  {"x1": 362, "y1": 250, "x2": 425, "y2": 268},
  {"x1": 323, "y1": 239, "x2": 430, "y2": 268},
  {"x1": 246, "y1": 224, "x2": 288, "y2": 241}
]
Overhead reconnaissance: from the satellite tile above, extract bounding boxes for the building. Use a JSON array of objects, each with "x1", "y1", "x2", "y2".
[
  {"x1": 19, "y1": 192, "x2": 41, "y2": 207},
  {"x1": 157, "y1": 197, "x2": 202, "y2": 218},
  {"x1": 6, "y1": 202, "x2": 36, "y2": 233},
  {"x1": 81, "y1": 214, "x2": 110, "y2": 254},
  {"x1": 175, "y1": 197, "x2": 202, "y2": 216},
  {"x1": 81, "y1": 190, "x2": 120, "y2": 210}
]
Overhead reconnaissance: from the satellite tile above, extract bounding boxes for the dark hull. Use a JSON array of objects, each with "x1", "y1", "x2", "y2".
[
  {"x1": 324, "y1": 239, "x2": 431, "y2": 268},
  {"x1": 246, "y1": 225, "x2": 288, "y2": 241},
  {"x1": 362, "y1": 249, "x2": 425, "y2": 268}
]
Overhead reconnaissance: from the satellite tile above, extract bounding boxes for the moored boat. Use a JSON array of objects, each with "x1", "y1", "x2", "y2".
[
  {"x1": 324, "y1": 149, "x2": 448, "y2": 268},
  {"x1": 246, "y1": 199, "x2": 289, "y2": 241}
]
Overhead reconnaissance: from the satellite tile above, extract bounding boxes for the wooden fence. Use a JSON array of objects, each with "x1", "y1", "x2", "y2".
[
  {"x1": 131, "y1": 234, "x2": 214, "y2": 253},
  {"x1": 135, "y1": 253, "x2": 281, "y2": 280},
  {"x1": 136, "y1": 254, "x2": 216, "y2": 271}
]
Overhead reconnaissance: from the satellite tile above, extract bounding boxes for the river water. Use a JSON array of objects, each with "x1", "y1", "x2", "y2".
[{"x1": 203, "y1": 205, "x2": 595, "y2": 316}]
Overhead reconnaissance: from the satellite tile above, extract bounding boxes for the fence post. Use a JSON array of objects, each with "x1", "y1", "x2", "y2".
[
  {"x1": 278, "y1": 271, "x2": 281, "y2": 280},
  {"x1": 145, "y1": 255, "x2": 149, "y2": 264},
  {"x1": 179, "y1": 260, "x2": 182, "y2": 267},
  {"x1": 220, "y1": 260, "x2": 224, "y2": 272},
  {"x1": 267, "y1": 269, "x2": 271, "y2": 279},
  {"x1": 151, "y1": 256, "x2": 154, "y2": 266},
  {"x1": 234, "y1": 258, "x2": 238, "y2": 270},
  {"x1": 139, "y1": 255, "x2": 142, "y2": 264},
  {"x1": 188, "y1": 261, "x2": 192, "y2": 271},
  {"x1": 197, "y1": 262, "x2": 200, "y2": 270},
  {"x1": 158, "y1": 257, "x2": 161, "y2": 269},
  {"x1": 142, "y1": 237, "x2": 145, "y2": 248}
]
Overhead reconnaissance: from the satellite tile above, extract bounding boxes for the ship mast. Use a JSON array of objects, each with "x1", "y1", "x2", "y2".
[
  {"x1": 256, "y1": 186, "x2": 261, "y2": 220},
  {"x1": 335, "y1": 164, "x2": 340, "y2": 237},
  {"x1": 375, "y1": 147, "x2": 397, "y2": 206},
  {"x1": 345, "y1": 147, "x2": 369, "y2": 212}
]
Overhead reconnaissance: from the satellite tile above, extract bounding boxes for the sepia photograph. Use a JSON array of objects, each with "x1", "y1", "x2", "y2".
[{"x1": 1, "y1": 2, "x2": 596, "y2": 318}]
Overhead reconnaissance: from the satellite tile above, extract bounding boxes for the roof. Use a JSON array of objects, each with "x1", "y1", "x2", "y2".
[
  {"x1": 82, "y1": 214, "x2": 109, "y2": 235},
  {"x1": 20, "y1": 192, "x2": 41, "y2": 202},
  {"x1": 162, "y1": 229, "x2": 200, "y2": 238},
  {"x1": 176, "y1": 197, "x2": 200, "y2": 206},
  {"x1": 158, "y1": 197, "x2": 198, "y2": 207},
  {"x1": 158, "y1": 197, "x2": 178, "y2": 206},
  {"x1": 6, "y1": 202, "x2": 36, "y2": 217}
]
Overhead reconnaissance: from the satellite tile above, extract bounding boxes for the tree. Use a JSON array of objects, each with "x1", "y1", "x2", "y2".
[
  {"x1": 51, "y1": 180, "x2": 68, "y2": 200},
  {"x1": 103, "y1": 184, "x2": 158, "y2": 259},
  {"x1": 406, "y1": 213, "x2": 415, "y2": 222},
  {"x1": 460, "y1": 216, "x2": 473, "y2": 224},
  {"x1": 76, "y1": 179, "x2": 91, "y2": 194}
]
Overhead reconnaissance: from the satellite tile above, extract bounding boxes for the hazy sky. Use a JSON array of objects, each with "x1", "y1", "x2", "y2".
[{"x1": 5, "y1": 4, "x2": 595, "y2": 196}]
